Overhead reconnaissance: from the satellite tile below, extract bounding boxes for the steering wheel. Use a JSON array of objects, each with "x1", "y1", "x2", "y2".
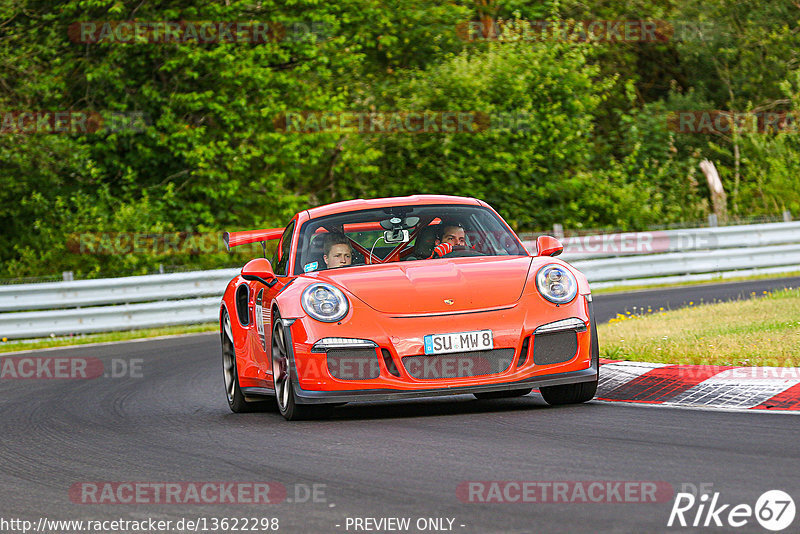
[{"x1": 442, "y1": 245, "x2": 485, "y2": 258}]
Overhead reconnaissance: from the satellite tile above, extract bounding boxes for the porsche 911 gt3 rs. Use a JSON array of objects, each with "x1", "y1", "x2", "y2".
[{"x1": 219, "y1": 195, "x2": 598, "y2": 420}]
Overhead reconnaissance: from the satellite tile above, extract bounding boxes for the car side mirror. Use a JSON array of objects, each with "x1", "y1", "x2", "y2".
[
  {"x1": 241, "y1": 258, "x2": 277, "y2": 287},
  {"x1": 535, "y1": 235, "x2": 563, "y2": 257}
]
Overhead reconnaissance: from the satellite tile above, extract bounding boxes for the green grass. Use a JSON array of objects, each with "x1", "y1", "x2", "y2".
[
  {"x1": 597, "y1": 287, "x2": 800, "y2": 366},
  {"x1": 0, "y1": 323, "x2": 217, "y2": 354}
]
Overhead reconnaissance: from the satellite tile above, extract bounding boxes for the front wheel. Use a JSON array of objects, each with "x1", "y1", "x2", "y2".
[
  {"x1": 539, "y1": 380, "x2": 597, "y2": 405},
  {"x1": 271, "y1": 313, "x2": 332, "y2": 421},
  {"x1": 540, "y1": 307, "x2": 600, "y2": 405}
]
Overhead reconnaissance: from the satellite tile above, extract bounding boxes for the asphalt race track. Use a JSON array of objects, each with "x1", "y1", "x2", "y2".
[
  {"x1": 1, "y1": 280, "x2": 799, "y2": 533},
  {"x1": 592, "y1": 275, "x2": 800, "y2": 322}
]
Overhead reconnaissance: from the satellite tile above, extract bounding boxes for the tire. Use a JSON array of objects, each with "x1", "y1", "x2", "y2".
[
  {"x1": 271, "y1": 312, "x2": 333, "y2": 421},
  {"x1": 539, "y1": 307, "x2": 600, "y2": 406},
  {"x1": 473, "y1": 388, "x2": 532, "y2": 400},
  {"x1": 539, "y1": 380, "x2": 597, "y2": 405},
  {"x1": 221, "y1": 311, "x2": 271, "y2": 413}
]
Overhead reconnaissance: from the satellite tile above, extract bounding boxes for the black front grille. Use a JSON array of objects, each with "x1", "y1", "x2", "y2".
[
  {"x1": 326, "y1": 348, "x2": 381, "y2": 380},
  {"x1": 532, "y1": 331, "x2": 578, "y2": 365},
  {"x1": 402, "y1": 349, "x2": 515, "y2": 379}
]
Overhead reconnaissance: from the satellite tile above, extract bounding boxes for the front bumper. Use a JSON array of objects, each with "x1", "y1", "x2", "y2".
[
  {"x1": 242, "y1": 296, "x2": 599, "y2": 404},
  {"x1": 255, "y1": 296, "x2": 599, "y2": 404},
  {"x1": 291, "y1": 366, "x2": 598, "y2": 404},
  {"x1": 240, "y1": 366, "x2": 597, "y2": 404}
]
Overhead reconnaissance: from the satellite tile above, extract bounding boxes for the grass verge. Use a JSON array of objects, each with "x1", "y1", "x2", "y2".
[
  {"x1": 597, "y1": 287, "x2": 800, "y2": 366},
  {"x1": 0, "y1": 323, "x2": 217, "y2": 354}
]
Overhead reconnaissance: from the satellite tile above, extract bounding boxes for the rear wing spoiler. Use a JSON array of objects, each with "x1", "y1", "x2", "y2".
[{"x1": 223, "y1": 228, "x2": 284, "y2": 251}]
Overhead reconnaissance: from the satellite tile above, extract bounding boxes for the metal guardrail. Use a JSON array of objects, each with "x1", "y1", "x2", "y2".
[
  {"x1": 0, "y1": 268, "x2": 237, "y2": 338},
  {"x1": 522, "y1": 221, "x2": 800, "y2": 261},
  {"x1": 2, "y1": 298, "x2": 222, "y2": 339},
  {"x1": 0, "y1": 269, "x2": 239, "y2": 312},
  {"x1": 574, "y1": 243, "x2": 800, "y2": 284},
  {"x1": 1, "y1": 222, "x2": 799, "y2": 339}
]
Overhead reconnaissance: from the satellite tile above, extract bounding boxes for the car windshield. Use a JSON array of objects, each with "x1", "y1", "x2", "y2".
[{"x1": 293, "y1": 204, "x2": 528, "y2": 273}]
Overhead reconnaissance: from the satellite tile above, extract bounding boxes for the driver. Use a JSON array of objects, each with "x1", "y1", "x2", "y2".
[
  {"x1": 430, "y1": 221, "x2": 467, "y2": 258},
  {"x1": 440, "y1": 223, "x2": 467, "y2": 247}
]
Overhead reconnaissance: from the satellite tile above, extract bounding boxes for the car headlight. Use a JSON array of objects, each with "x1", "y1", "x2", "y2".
[
  {"x1": 535, "y1": 264, "x2": 578, "y2": 304},
  {"x1": 302, "y1": 283, "x2": 349, "y2": 322}
]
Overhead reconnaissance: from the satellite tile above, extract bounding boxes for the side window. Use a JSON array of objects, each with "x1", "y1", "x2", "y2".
[{"x1": 272, "y1": 221, "x2": 295, "y2": 276}]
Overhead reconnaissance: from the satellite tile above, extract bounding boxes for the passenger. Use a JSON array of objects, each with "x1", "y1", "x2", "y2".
[{"x1": 323, "y1": 232, "x2": 353, "y2": 268}]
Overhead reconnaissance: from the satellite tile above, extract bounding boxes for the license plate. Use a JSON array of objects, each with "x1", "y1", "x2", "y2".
[{"x1": 424, "y1": 329, "x2": 493, "y2": 355}]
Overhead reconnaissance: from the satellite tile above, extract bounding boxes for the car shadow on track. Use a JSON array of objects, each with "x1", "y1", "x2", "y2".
[
  {"x1": 220, "y1": 392, "x2": 603, "y2": 422},
  {"x1": 328, "y1": 396, "x2": 546, "y2": 421}
]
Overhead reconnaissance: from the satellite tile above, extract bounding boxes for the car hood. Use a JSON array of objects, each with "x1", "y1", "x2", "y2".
[{"x1": 319, "y1": 257, "x2": 533, "y2": 314}]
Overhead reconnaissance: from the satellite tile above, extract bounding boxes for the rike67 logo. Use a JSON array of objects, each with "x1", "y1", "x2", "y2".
[{"x1": 668, "y1": 489, "x2": 795, "y2": 531}]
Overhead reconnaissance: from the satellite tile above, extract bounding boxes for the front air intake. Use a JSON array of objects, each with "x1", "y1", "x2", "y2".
[
  {"x1": 326, "y1": 348, "x2": 381, "y2": 380},
  {"x1": 532, "y1": 331, "x2": 578, "y2": 365},
  {"x1": 517, "y1": 336, "x2": 530, "y2": 367},
  {"x1": 381, "y1": 348, "x2": 401, "y2": 377},
  {"x1": 402, "y1": 349, "x2": 515, "y2": 380}
]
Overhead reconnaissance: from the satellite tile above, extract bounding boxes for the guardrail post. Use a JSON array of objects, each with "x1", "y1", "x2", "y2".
[
  {"x1": 553, "y1": 223, "x2": 564, "y2": 239},
  {"x1": 707, "y1": 214, "x2": 718, "y2": 227},
  {"x1": 62, "y1": 271, "x2": 74, "y2": 281},
  {"x1": 784, "y1": 210, "x2": 792, "y2": 222}
]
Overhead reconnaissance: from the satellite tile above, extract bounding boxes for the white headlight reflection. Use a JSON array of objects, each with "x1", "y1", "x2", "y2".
[
  {"x1": 302, "y1": 283, "x2": 349, "y2": 322},
  {"x1": 535, "y1": 264, "x2": 578, "y2": 304}
]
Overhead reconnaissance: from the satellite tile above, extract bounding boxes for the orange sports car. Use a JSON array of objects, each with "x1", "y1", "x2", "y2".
[{"x1": 219, "y1": 195, "x2": 598, "y2": 420}]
